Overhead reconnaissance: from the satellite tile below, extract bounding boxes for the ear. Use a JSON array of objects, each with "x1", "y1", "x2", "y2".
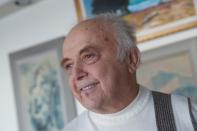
[{"x1": 127, "y1": 46, "x2": 141, "y2": 73}]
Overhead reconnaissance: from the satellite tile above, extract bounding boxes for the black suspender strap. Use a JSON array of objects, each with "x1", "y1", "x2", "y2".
[
  {"x1": 188, "y1": 97, "x2": 197, "y2": 131},
  {"x1": 152, "y1": 91, "x2": 177, "y2": 131}
]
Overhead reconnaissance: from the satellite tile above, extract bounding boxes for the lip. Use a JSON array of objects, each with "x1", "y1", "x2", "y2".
[
  {"x1": 79, "y1": 82, "x2": 99, "y2": 93},
  {"x1": 81, "y1": 82, "x2": 97, "y2": 91}
]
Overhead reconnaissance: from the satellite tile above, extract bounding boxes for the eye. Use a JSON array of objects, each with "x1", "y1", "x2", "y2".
[
  {"x1": 82, "y1": 52, "x2": 99, "y2": 64},
  {"x1": 85, "y1": 53, "x2": 95, "y2": 59},
  {"x1": 63, "y1": 63, "x2": 73, "y2": 71}
]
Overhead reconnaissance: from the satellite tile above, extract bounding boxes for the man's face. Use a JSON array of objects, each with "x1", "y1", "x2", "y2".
[{"x1": 62, "y1": 22, "x2": 133, "y2": 113}]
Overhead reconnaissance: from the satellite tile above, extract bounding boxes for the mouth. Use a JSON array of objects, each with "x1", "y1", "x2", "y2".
[{"x1": 80, "y1": 82, "x2": 98, "y2": 92}]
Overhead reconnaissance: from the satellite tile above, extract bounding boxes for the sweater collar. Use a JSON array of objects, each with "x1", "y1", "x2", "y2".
[{"x1": 89, "y1": 86, "x2": 150, "y2": 126}]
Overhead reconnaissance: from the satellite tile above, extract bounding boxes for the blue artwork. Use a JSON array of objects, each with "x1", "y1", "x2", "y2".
[
  {"x1": 151, "y1": 71, "x2": 197, "y2": 99},
  {"x1": 20, "y1": 60, "x2": 64, "y2": 131},
  {"x1": 84, "y1": 0, "x2": 94, "y2": 17},
  {"x1": 137, "y1": 52, "x2": 197, "y2": 100},
  {"x1": 82, "y1": 0, "x2": 171, "y2": 17},
  {"x1": 82, "y1": 0, "x2": 131, "y2": 17},
  {"x1": 127, "y1": 0, "x2": 170, "y2": 13}
]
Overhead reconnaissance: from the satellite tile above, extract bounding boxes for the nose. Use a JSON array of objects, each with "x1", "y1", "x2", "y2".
[{"x1": 72, "y1": 63, "x2": 87, "y2": 81}]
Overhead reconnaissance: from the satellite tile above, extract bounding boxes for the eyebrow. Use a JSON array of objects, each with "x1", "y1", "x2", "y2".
[
  {"x1": 60, "y1": 58, "x2": 70, "y2": 67},
  {"x1": 79, "y1": 45, "x2": 99, "y2": 55}
]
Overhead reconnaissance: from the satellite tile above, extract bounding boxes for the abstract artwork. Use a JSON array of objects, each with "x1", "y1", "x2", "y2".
[
  {"x1": 138, "y1": 52, "x2": 197, "y2": 99},
  {"x1": 137, "y1": 39, "x2": 197, "y2": 99},
  {"x1": 19, "y1": 51, "x2": 64, "y2": 131},
  {"x1": 10, "y1": 37, "x2": 76, "y2": 131}
]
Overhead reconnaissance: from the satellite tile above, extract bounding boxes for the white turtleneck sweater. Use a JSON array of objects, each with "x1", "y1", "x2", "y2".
[{"x1": 63, "y1": 87, "x2": 197, "y2": 131}]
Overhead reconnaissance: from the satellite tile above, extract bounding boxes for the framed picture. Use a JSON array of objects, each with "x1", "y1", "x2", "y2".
[
  {"x1": 137, "y1": 38, "x2": 197, "y2": 99},
  {"x1": 9, "y1": 37, "x2": 77, "y2": 131},
  {"x1": 75, "y1": 0, "x2": 197, "y2": 42}
]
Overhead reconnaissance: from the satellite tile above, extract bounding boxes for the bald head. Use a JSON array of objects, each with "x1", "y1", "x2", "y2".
[
  {"x1": 65, "y1": 13, "x2": 137, "y2": 61},
  {"x1": 66, "y1": 18, "x2": 115, "y2": 45},
  {"x1": 64, "y1": 18, "x2": 117, "y2": 60},
  {"x1": 70, "y1": 19, "x2": 110, "y2": 32}
]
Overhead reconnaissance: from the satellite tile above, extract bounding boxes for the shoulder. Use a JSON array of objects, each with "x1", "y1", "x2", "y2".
[
  {"x1": 171, "y1": 94, "x2": 197, "y2": 129},
  {"x1": 171, "y1": 93, "x2": 188, "y2": 105},
  {"x1": 151, "y1": 90, "x2": 189, "y2": 106},
  {"x1": 170, "y1": 93, "x2": 189, "y2": 116},
  {"x1": 171, "y1": 93, "x2": 197, "y2": 111},
  {"x1": 148, "y1": 88, "x2": 197, "y2": 120},
  {"x1": 190, "y1": 98, "x2": 197, "y2": 121},
  {"x1": 151, "y1": 91, "x2": 196, "y2": 129},
  {"x1": 151, "y1": 91, "x2": 189, "y2": 112},
  {"x1": 62, "y1": 111, "x2": 89, "y2": 131},
  {"x1": 151, "y1": 91, "x2": 191, "y2": 109}
]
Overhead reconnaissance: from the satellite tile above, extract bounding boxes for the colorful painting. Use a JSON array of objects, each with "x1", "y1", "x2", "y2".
[
  {"x1": 124, "y1": 0, "x2": 196, "y2": 31},
  {"x1": 137, "y1": 52, "x2": 197, "y2": 99},
  {"x1": 9, "y1": 37, "x2": 76, "y2": 131},
  {"x1": 75, "y1": 0, "x2": 197, "y2": 42}
]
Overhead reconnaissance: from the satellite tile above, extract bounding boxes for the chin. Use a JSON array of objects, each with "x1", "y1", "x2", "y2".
[{"x1": 82, "y1": 100, "x2": 102, "y2": 112}]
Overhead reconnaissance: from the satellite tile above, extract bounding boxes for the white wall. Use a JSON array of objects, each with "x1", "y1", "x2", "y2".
[
  {"x1": 0, "y1": 0, "x2": 79, "y2": 131},
  {"x1": 0, "y1": 0, "x2": 197, "y2": 131}
]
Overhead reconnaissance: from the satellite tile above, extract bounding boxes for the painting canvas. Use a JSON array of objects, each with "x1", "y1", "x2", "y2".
[
  {"x1": 75, "y1": 0, "x2": 197, "y2": 42},
  {"x1": 137, "y1": 39, "x2": 197, "y2": 99},
  {"x1": 10, "y1": 37, "x2": 76, "y2": 131}
]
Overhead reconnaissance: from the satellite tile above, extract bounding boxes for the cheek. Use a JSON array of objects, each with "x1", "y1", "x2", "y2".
[
  {"x1": 89, "y1": 62, "x2": 109, "y2": 80},
  {"x1": 68, "y1": 77, "x2": 73, "y2": 89},
  {"x1": 90, "y1": 62, "x2": 119, "y2": 88},
  {"x1": 68, "y1": 78, "x2": 80, "y2": 97},
  {"x1": 98, "y1": 62, "x2": 125, "y2": 88},
  {"x1": 95, "y1": 61, "x2": 120, "y2": 78}
]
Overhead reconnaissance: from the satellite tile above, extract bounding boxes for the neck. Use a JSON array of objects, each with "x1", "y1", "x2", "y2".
[
  {"x1": 95, "y1": 82, "x2": 140, "y2": 114},
  {"x1": 89, "y1": 86, "x2": 151, "y2": 127},
  {"x1": 115, "y1": 83, "x2": 139, "y2": 112},
  {"x1": 111, "y1": 74, "x2": 139, "y2": 113}
]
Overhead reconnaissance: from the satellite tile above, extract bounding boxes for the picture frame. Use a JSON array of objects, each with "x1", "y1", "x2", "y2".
[
  {"x1": 137, "y1": 38, "x2": 197, "y2": 99},
  {"x1": 75, "y1": 0, "x2": 197, "y2": 42},
  {"x1": 9, "y1": 37, "x2": 77, "y2": 131}
]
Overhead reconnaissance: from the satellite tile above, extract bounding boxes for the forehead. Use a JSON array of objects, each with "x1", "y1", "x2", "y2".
[{"x1": 63, "y1": 21, "x2": 116, "y2": 57}]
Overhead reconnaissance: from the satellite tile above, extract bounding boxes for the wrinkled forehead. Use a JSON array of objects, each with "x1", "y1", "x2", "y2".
[
  {"x1": 62, "y1": 20, "x2": 118, "y2": 60},
  {"x1": 68, "y1": 20, "x2": 112, "y2": 39},
  {"x1": 64, "y1": 20, "x2": 115, "y2": 48},
  {"x1": 73, "y1": 19, "x2": 110, "y2": 32}
]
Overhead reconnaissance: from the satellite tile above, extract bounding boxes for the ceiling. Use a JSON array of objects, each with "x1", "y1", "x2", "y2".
[
  {"x1": 0, "y1": 0, "x2": 13, "y2": 7},
  {"x1": 0, "y1": 0, "x2": 41, "y2": 19}
]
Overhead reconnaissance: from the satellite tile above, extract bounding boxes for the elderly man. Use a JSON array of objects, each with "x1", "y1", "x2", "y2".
[{"x1": 61, "y1": 13, "x2": 197, "y2": 131}]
